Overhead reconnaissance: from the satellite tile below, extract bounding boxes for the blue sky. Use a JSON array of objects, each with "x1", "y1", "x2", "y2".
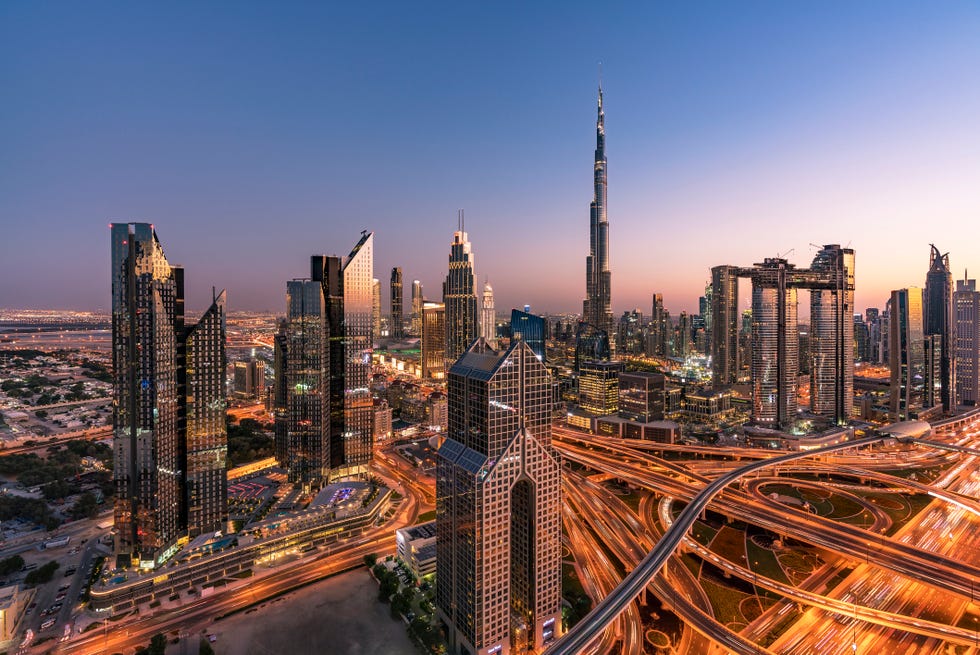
[{"x1": 2, "y1": 2, "x2": 979, "y2": 316}]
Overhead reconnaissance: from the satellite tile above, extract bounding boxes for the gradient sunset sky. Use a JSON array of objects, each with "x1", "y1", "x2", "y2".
[{"x1": 2, "y1": 2, "x2": 979, "y2": 317}]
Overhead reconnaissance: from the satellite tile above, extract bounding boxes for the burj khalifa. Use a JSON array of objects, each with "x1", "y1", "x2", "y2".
[{"x1": 583, "y1": 83, "x2": 613, "y2": 338}]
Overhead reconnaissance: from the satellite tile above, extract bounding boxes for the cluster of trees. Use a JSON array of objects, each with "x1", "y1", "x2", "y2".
[
  {"x1": 0, "y1": 495, "x2": 59, "y2": 530},
  {"x1": 69, "y1": 491, "x2": 101, "y2": 520},
  {"x1": 80, "y1": 359, "x2": 112, "y2": 382},
  {"x1": 130, "y1": 633, "x2": 214, "y2": 655},
  {"x1": 0, "y1": 440, "x2": 112, "y2": 500},
  {"x1": 0, "y1": 555, "x2": 24, "y2": 576},
  {"x1": 1, "y1": 374, "x2": 55, "y2": 400},
  {"x1": 25, "y1": 560, "x2": 59, "y2": 586},
  {"x1": 226, "y1": 417, "x2": 275, "y2": 467},
  {"x1": 369, "y1": 555, "x2": 444, "y2": 653}
]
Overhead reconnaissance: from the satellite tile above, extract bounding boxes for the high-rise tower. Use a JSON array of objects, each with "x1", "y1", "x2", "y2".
[
  {"x1": 481, "y1": 279, "x2": 496, "y2": 348},
  {"x1": 955, "y1": 273, "x2": 980, "y2": 406},
  {"x1": 583, "y1": 83, "x2": 613, "y2": 342},
  {"x1": 436, "y1": 339, "x2": 562, "y2": 655},
  {"x1": 111, "y1": 224, "x2": 226, "y2": 568},
  {"x1": 924, "y1": 245, "x2": 955, "y2": 411},
  {"x1": 750, "y1": 259, "x2": 799, "y2": 429},
  {"x1": 890, "y1": 287, "x2": 925, "y2": 420},
  {"x1": 315, "y1": 231, "x2": 375, "y2": 480},
  {"x1": 809, "y1": 244, "x2": 855, "y2": 424},
  {"x1": 443, "y1": 214, "x2": 478, "y2": 367},
  {"x1": 710, "y1": 266, "x2": 740, "y2": 386},
  {"x1": 183, "y1": 290, "x2": 228, "y2": 538},
  {"x1": 411, "y1": 279, "x2": 424, "y2": 336},
  {"x1": 372, "y1": 278, "x2": 381, "y2": 342},
  {"x1": 390, "y1": 267, "x2": 404, "y2": 338},
  {"x1": 280, "y1": 278, "x2": 328, "y2": 489}
]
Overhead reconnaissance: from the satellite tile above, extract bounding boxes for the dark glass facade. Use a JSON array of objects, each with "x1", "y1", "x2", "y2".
[
  {"x1": 510, "y1": 308, "x2": 546, "y2": 363},
  {"x1": 111, "y1": 223, "x2": 226, "y2": 568},
  {"x1": 390, "y1": 266, "x2": 403, "y2": 338}
]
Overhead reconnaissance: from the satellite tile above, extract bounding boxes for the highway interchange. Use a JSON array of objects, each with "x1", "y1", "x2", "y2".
[{"x1": 23, "y1": 409, "x2": 980, "y2": 655}]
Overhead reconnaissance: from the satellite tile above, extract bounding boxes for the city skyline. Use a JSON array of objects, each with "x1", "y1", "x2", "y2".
[{"x1": 4, "y1": 4, "x2": 980, "y2": 317}]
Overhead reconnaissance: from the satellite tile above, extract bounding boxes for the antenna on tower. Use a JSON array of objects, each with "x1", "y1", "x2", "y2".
[{"x1": 458, "y1": 208, "x2": 464, "y2": 232}]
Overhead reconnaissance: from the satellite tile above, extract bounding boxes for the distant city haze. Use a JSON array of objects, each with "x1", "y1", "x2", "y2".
[{"x1": 2, "y1": 4, "x2": 979, "y2": 316}]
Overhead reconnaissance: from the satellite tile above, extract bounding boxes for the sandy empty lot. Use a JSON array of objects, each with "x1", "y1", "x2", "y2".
[{"x1": 201, "y1": 568, "x2": 417, "y2": 655}]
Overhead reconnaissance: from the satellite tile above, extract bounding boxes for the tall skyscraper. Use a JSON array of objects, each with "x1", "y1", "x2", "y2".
[
  {"x1": 710, "y1": 246, "x2": 855, "y2": 428},
  {"x1": 649, "y1": 293, "x2": 666, "y2": 357},
  {"x1": 710, "y1": 266, "x2": 740, "y2": 385},
  {"x1": 421, "y1": 301, "x2": 446, "y2": 380},
  {"x1": 480, "y1": 280, "x2": 496, "y2": 348},
  {"x1": 315, "y1": 231, "x2": 375, "y2": 480},
  {"x1": 436, "y1": 339, "x2": 562, "y2": 655},
  {"x1": 390, "y1": 267, "x2": 404, "y2": 339},
  {"x1": 111, "y1": 224, "x2": 227, "y2": 568},
  {"x1": 808, "y1": 244, "x2": 855, "y2": 424},
  {"x1": 751, "y1": 258, "x2": 800, "y2": 428},
  {"x1": 955, "y1": 274, "x2": 980, "y2": 406},
  {"x1": 280, "y1": 278, "x2": 328, "y2": 489},
  {"x1": 183, "y1": 291, "x2": 227, "y2": 539},
  {"x1": 411, "y1": 279, "x2": 424, "y2": 336},
  {"x1": 924, "y1": 245, "x2": 955, "y2": 411},
  {"x1": 889, "y1": 287, "x2": 925, "y2": 420},
  {"x1": 443, "y1": 215, "x2": 478, "y2": 367},
  {"x1": 372, "y1": 278, "x2": 381, "y2": 342},
  {"x1": 583, "y1": 83, "x2": 613, "y2": 341},
  {"x1": 272, "y1": 319, "x2": 289, "y2": 467}
]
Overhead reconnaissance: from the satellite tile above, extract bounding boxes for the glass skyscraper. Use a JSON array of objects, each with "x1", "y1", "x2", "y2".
[
  {"x1": 390, "y1": 266, "x2": 403, "y2": 339},
  {"x1": 280, "y1": 278, "x2": 327, "y2": 489},
  {"x1": 890, "y1": 287, "x2": 925, "y2": 420},
  {"x1": 924, "y1": 245, "x2": 954, "y2": 411},
  {"x1": 583, "y1": 83, "x2": 613, "y2": 342},
  {"x1": 111, "y1": 223, "x2": 226, "y2": 568},
  {"x1": 443, "y1": 219, "x2": 478, "y2": 368},
  {"x1": 316, "y1": 231, "x2": 375, "y2": 479},
  {"x1": 436, "y1": 339, "x2": 562, "y2": 655}
]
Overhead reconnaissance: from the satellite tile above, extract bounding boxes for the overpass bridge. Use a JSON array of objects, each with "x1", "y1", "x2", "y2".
[{"x1": 545, "y1": 434, "x2": 887, "y2": 655}]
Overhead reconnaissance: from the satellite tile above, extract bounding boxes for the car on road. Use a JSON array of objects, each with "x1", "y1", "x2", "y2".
[{"x1": 40, "y1": 618, "x2": 56, "y2": 630}]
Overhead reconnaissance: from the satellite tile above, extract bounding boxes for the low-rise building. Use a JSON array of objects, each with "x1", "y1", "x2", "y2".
[{"x1": 395, "y1": 521, "x2": 437, "y2": 578}]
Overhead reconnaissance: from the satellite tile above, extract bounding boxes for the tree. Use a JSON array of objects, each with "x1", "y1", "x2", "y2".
[
  {"x1": 199, "y1": 639, "x2": 215, "y2": 655},
  {"x1": 70, "y1": 492, "x2": 100, "y2": 520},
  {"x1": 0, "y1": 555, "x2": 24, "y2": 576},
  {"x1": 148, "y1": 633, "x2": 167, "y2": 655},
  {"x1": 24, "y1": 560, "x2": 59, "y2": 586},
  {"x1": 364, "y1": 553, "x2": 378, "y2": 568}
]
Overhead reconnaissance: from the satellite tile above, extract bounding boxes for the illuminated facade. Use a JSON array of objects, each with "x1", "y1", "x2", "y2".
[
  {"x1": 443, "y1": 219, "x2": 479, "y2": 367},
  {"x1": 184, "y1": 292, "x2": 228, "y2": 536},
  {"x1": 390, "y1": 267, "x2": 404, "y2": 338},
  {"x1": 372, "y1": 277, "x2": 381, "y2": 342},
  {"x1": 924, "y1": 245, "x2": 955, "y2": 411},
  {"x1": 481, "y1": 280, "x2": 496, "y2": 348},
  {"x1": 316, "y1": 231, "x2": 375, "y2": 480},
  {"x1": 111, "y1": 223, "x2": 226, "y2": 568},
  {"x1": 808, "y1": 244, "x2": 855, "y2": 423},
  {"x1": 751, "y1": 259, "x2": 799, "y2": 428},
  {"x1": 583, "y1": 83, "x2": 613, "y2": 342},
  {"x1": 711, "y1": 245, "x2": 855, "y2": 429},
  {"x1": 281, "y1": 278, "x2": 328, "y2": 488},
  {"x1": 889, "y1": 287, "x2": 925, "y2": 420},
  {"x1": 955, "y1": 275, "x2": 980, "y2": 405},
  {"x1": 579, "y1": 360, "x2": 624, "y2": 416},
  {"x1": 422, "y1": 301, "x2": 446, "y2": 380},
  {"x1": 411, "y1": 279, "x2": 424, "y2": 336},
  {"x1": 710, "y1": 266, "x2": 740, "y2": 385},
  {"x1": 436, "y1": 339, "x2": 562, "y2": 655}
]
